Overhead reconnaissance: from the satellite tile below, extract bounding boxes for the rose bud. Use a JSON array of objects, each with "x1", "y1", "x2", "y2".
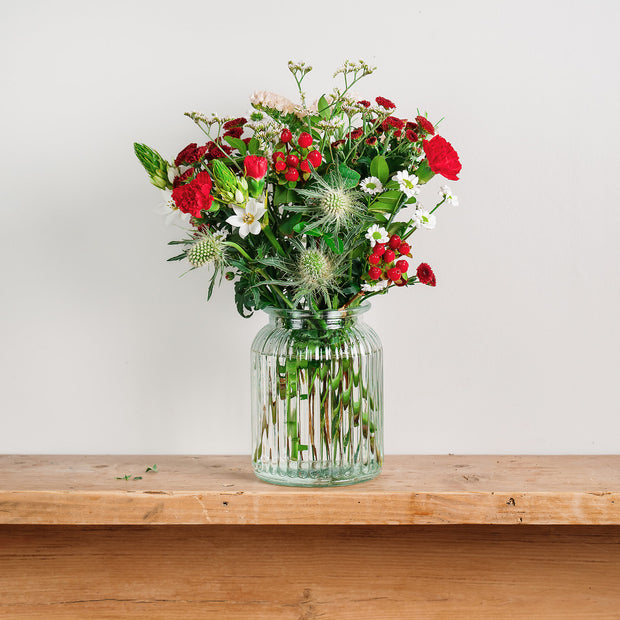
[{"x1": 244, "y1": 155, "x2": 268, "y2": 180}]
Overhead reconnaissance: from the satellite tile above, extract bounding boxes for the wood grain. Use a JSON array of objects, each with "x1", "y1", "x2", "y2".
[
  {"x1": 1, "y1": 455, "x2": 619, "y2": 525},
  {"x1": 1, "y1": 525, "x2": 620, "y2": 619}
]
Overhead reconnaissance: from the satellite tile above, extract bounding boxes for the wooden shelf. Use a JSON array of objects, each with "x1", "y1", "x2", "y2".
[{"x1": 1, "y1": 454, "x2": 619, "y2": 525}]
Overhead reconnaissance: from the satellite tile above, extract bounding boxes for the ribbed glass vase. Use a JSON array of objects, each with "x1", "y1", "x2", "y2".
[{"x1": 251, "y1": 305, "x2": 383, "y2": 487}]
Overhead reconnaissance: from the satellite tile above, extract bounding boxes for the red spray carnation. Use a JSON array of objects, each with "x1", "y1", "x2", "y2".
[
  {"x1": 365, "y1": 136, "x2": 378, "y2": 146},
  {"x1": 331, "y1": 139, "x2": 345, "y2": 149},
  {"x1": 416, "y1": 263, "x2": 436, "y2": 286},
  {"x1": 244, "y1": 155, "x2": 268, "y2": 179},
  {"x1": 348, "y1": 128, "x2": 364, "y2": 139},
  {"x1": 405, "y1": 129, "x2": 419, "y2": 142},
  {"x1": 223, "y1": 117, "x2": 247, "y2": 130},
  {"x1": 172, "y1": 168, "x2": 194, "y2": 188},
  {"x1": 422, "y1": 135, "x2": 462, "y2": 180},
  {"x1": 174, "y1": 143, "x2": 208, "y2": 166},
  {"x1": 381, "y1": 116, "x2": 405, "y2": 131},
  {"x1": 171, "y1": 171, "x2": 213, "y2": 218},
  {"x1": 357, "y1": 100, "x2": 371, "y2": 108},
  {"x1": 224, "y1": 127, "x2": 244, "y2": 139},
  {"x1": 415, "y1": 115, "x2": 435, "y2": 135},
  {"x1": 207, "y1": 141, "x2": 233, "y2": 160},
  {"x1": 375, "y1": 96, "x2": 396, "y2": 109}
]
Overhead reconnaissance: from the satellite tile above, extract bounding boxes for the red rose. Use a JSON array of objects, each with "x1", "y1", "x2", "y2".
[
  {"x1": 416, "y1": 263, "x2": 436, "y2": 287},
  {"x1": 415, "y1": 115, "x2": 435, "y2": 135},
  {"x1": 422, "y1": 135, "x2": 462, "y2": 181},
  {"x1": 244, "y1": 155, "x2": 268, "y2": 180},
  {"x1": 375, "y1": 96, "x2": 396, "y2": 109},
  {"x1": 174, "y1": 143, "x2": 207, "y2": 166},
  {"x1": 172, "y1": 171, "x2": 213, "y2": 218}
]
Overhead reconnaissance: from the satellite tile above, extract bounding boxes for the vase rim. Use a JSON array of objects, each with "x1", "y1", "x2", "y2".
[{"x1": 264, "y1": 303, "x2": 371, "y2": 320}]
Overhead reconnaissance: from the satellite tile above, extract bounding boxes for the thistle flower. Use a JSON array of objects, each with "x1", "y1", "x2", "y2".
[
  {"x1": 187, "y1": 230, "x2": 227, "y2": 268},
  {"x1": 293, "y1": 171, "x2": 365, "y2": 234}
]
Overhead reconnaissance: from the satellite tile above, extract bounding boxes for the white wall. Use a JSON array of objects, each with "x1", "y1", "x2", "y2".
[{"x1": 1, "y1": 0, "x2": 619, "y2": 454}]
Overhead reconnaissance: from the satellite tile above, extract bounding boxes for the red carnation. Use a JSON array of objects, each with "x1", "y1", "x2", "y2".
[
  {"x1": 207, "y1": 141, "x2": 233, "y2": 160},
  {"x1": 365, "y1": 136, "x2": 378, "y2": 146},
  {"x1": 348, "y1": 128, "x2": 364, "y2": 139},
  {"x1": 415, "y1": 115, "x2": 435, "y2": 135},
  {"x1": 357, "y1": 100, "x2": 371, "y2": 108},
  {"x1": 381, "y1": 116, "x2": 405, "y2": 131},
  {"x1": 174, "y1": 143, "x2": 208, "y2": 166},
  {"x1": 375, "y1": 96, "x2": 396, "y2": 109},
  {"x1": 224, "y1": 127, "x2": 243, "y2": 139},
  {"x1": 172, "y1": 168, "x2": 194, "y2": 188},
  {"x1": 422, "y1": 135, "x2": 462, "y2": 180},
  {"x1": 223, "y1": 117, "x2": 247, "y2": 130},
  {"x1": 171, "y1": 171, "x2": 213, "y2": 218},
  {"x1": 244, "y1": 155, "x2": 268, "y2": 180},
  {"x1": 405, "y1": 121, "x2": 417, "y2": 131},
  {"x1": 405, "y1": 129, "x2": 419, "y2": 142},
  {"x1": 416, "y1": 263, "x2": 436, "y2": 287}
]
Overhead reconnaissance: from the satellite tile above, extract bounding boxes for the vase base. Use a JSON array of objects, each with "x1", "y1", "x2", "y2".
[{"x1": 252, "y1": 462, "x2": 382, "y2": 487}]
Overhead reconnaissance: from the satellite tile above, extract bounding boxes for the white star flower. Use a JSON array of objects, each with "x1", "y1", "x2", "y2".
[
  {"x1": 365, "y1": 225, "x2": 390, "y2": 244},
  {"x1": 360, "y1": 176, "x2": 384, "y2": 195},
  {"x1": 155, "y1": 190, "x2": 191, "y2": 226},
  {"x1": 413, "y1": 209, "x2": 436, "y2": 230},
  {"x1": 439, "y1": 184, "x2": 459, "y2": 206},
  {"x1": 226, "y1": 198, "x2": 266, "y2": 238},
  {"x1": 362, "y1": 280, "x2": 389, "y2": 292},
  {"x1": 394, "y1": 170, "x2": 420, "y2": 198}
]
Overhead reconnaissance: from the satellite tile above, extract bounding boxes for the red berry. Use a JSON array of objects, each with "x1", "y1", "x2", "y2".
[
  {"x1": 280, "y1": 129, "x2": 293, "y2": 143},
  {"x1": 396, "y1": 259, "x2": 409, "y2": 273},
  {"x1": 387, "y1": 267, "x2": 402, "y2": 281},
  {"x1": 298, "y1": 132, "x2": 313, "y2": 148},
  {"x1": 272, "y1": 151, "x2": 285, "y2": 162},
  {"x1": 307, "y1": 150, "x2": 322, "y2": 168},
  {"x1": 299, "y1": 159, "x2": 311, "y2": 173},
  {"x1": 388, "y1": 234, "x2": 401, "y2": 249},
  {"x1": 368, "y1": 254, "x2": 381, "y2": 265},
  {"x1": 372, "y1": 243, "x2": 386, "y2": 256},
  {"x1": 383, "y1": 249, "x2": 395, "y2": 263},
  {"x1": 286, "y1": 154, "x2": 299, "y2": 168},
  {"x1": 285, "y1": 167, "x2": 299, "y2": 182},
  {"x1": 398, "y1": 242, "x2": 411, "y2": 256},
  {"x1": 275, "y1": 159, "x2": 286, "y2": 172},
  {"x1": 368, "y1": 267, "x2": 382, "y2": 280}
]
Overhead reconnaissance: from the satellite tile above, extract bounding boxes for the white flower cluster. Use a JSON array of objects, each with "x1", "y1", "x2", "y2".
[
  {"x1": 184, "y1": 110, "x2": 221, "y2": 127},
  {"x1": 413, "y1": 209, "x2": 436, "y2": 230},
  {"x1": 362, "y1": 280, "x2": 388, "y2": 293},
  {"x1": 439, "y1": 184, "x2": 459, "y2": 206},
  {"x1": 250, "y1": 91, "x2": 297, "y2": 115},
  {"x1": 288, "y1": 60, "x2": 313, "y2": 75},
  {"x1": 333, "y1": 59, "x2": 377, "y2": 78}
]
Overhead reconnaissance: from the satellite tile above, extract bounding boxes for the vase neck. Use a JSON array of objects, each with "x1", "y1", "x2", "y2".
[{"x1": 265, "y1": 306, "x2": 369, "y2": 331}]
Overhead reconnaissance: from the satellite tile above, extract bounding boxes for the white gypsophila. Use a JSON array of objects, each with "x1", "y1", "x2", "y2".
[
  {"x1": 226, "y1": 197, "x2": 266, "y2": 239},
  {"x1": 439, "y1": 184, "x2": 459, "y2": 206},
  {"x1": 394, "y1": 170, "x2": 420, "y2": 198},
  {"x1": 362, "y1": 280, "x2": 389, "y2": 292},
  {"x1": 156, "y1": 190, "x2": 191, "y2": 226},
  {"x1": 360, "y1": 177, "x2": 383, "y2": 195},
  {"x1": 365, "y1": 225, "x2": 390, "y2": 244},
  {"x1": 250, "y1": 91, "x2": 297, "y2": 114},
  {"x1": 413, "y1": 209, "x2": 437, "y2": 230}
]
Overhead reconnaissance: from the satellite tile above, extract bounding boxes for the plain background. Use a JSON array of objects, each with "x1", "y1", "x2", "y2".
[{"x1": 1, "y1": 1, "x2": 619, "y2": 454}]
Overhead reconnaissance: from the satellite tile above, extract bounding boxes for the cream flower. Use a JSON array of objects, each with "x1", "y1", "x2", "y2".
[
  {"x1": 365, "y1": 225, "x2": 390, "y2": 244},
  {"x1": 360, "y1": 176, "x2": 383, "y2": 195},
  {"x1": 226, "y1": 198, "x2": 266, "y2": 238},
  {"x1": 394, "y1": 170, "x2": 420, "y2": 198},
  {"x1": 250, "y1": 91, "x2": 297, "y2": 114},
  {"x1": 413, "y1": 209, "x2": 436, "y2": 230}
]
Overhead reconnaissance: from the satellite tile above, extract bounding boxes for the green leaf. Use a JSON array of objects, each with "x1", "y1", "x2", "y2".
[
  {"x1": 146, "y1": 464, "x2": 158, "y2": 473},
  {"x1": 247, "y1": 137, "x2": 259, "y2": 155},
  {"x1": 293, "y1": 222, "x2": 321, "y2": 236},
  {"x1": 326, "y1": 164, "x2": 360, "y2": 189},
  {"x1": 223, "y1": 136, "x2": 247, "y2": 156},
  {"x1": 368, "y1": 201, "x2": 396, "y2": 212},
  {"x1": 324, "y1": 234, "x2": 344, "y2": 254},
  {"x1": 132, "y1": 476, "x2": 143, "y2": 480},
  {"x1": 273, "y1": 185, "x2": 297, "y2": 206},
  {"x1": 278, "y1": 212, "x2": 303, "y2": 235},
  {"x1": 318, "y1": 95, "x2": 330, "y2": 119},
  {"x1": 415, "y1": 160, "x2": 435, "y2": 184},
  {"x1": 370, "y1": 155, "x2": 390, "y2": 184},
  {"x1": 167, "y1": 252, "x2": 187, "y2": 262}
]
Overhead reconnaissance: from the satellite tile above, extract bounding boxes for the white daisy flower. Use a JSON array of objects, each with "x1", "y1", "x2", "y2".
[
  {"x1": 226, "y1": 198, "x2": 266, "y2": 239},
  {"x1": 362, "y1": 280, "x2": 389, "y2": 292},
  {"x1": 439, "y1": 184, "x2": 459, "y2": 206},
  {"x1": 413, "y1": 209, "x2": 437, "y2": 230},
  {"x1": 155, "y1": 190, "x2": 191, "y2": 226},
  {"x1": 360, "y1": 176, "x2": 383, "y2": 195},
  {"x1": 365, "y1": 225, "x2": 390, "y2": 244},
  {"x1": 394, "y1": 170, "x2": 420, "y2": 198}
]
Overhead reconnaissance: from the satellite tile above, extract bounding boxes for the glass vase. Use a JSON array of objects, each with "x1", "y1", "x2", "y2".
[{"x1": 251, "y1": 305, "x2": 383, "y2": 486}]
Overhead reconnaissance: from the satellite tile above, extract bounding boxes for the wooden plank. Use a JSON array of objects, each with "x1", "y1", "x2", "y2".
[
  {"x1": 1, "y1": 524, "x2": 620, "y2": 619},
  {"x1": 0, "y1": 455, "x2": 619, "y2": 525}
]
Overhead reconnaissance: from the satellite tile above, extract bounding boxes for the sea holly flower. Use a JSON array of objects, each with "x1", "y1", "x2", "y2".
[
  {"x1": 413, "y1": 209, "x2": 437, "y2": 230},
  {"x1": 393, "y1": 170, "x2": 420, "y2": 198},
  {"x1": 365, "y1": 225, "x2": 389, "y2": 244},
  {"x1": 360, "y1": 177, "x2": 383, "y2": 195},
  {"x1": 439, "y1": 184, "x2": 459, "y2": 206},
  {"x1": 187, "y1": 229, "x2": 228, "y2": 267},
  {"x1": 226, "y1": 198, "x2": 266, "y2": 239}
]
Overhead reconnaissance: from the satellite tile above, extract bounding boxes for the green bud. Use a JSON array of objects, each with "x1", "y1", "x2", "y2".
[{"x1": 211, "y1": 160, "x2": 238, "y2": 192}]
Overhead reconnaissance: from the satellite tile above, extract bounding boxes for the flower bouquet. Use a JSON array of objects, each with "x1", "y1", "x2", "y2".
[{"x1": 135, "y1": 60, "x2": 461, "y2": 486}]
